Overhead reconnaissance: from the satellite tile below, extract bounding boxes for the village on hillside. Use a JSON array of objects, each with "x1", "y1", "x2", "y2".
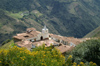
[{"x1": 13, "y1": 25, "x2": 92, "y2": 54}]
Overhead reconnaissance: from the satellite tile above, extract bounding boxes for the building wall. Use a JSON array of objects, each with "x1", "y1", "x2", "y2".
[
  {"x1": 41, "y1": 33, "x2": 49, "y2": 39},
  {"x1": 30, "y1": 33, "x2": 49, "y2": 41}
]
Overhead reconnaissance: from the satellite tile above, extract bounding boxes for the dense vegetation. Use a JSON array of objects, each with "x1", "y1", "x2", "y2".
[
  {"x1": 1, "y1": 0, "x2": 100, "y2": 44},
  {"x1": 0, "y1": 45, "x2": 97, "y2": 66},
  {"x1": 65, "y1": 39, "x2": 100, "y2": 66}
]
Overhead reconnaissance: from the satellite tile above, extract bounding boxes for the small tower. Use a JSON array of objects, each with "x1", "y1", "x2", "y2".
[
  {"x1": 41, "y1": 25, "x2": 49, "y2": 40},
  {"x1": 42, "y1": 25, "x2": 48, "y2": 33}
]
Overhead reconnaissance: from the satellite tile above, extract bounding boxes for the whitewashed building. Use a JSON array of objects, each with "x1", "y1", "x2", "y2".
[{"x1": 29, "y1": 25, "x2": 49, "y2": 41}]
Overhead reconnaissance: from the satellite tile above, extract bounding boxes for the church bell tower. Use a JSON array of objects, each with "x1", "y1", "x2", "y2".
[
  {"x1": 41, "y1": 25, "x2": 49, "y2": 39},
  {"x1": 42, "y1": 25, "x2": 48, "y2": 33}
]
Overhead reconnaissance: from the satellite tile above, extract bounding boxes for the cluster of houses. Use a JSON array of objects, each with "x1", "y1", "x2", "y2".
[{"x1": 13, "y1": 25, "x2": 90, "y2": 54}]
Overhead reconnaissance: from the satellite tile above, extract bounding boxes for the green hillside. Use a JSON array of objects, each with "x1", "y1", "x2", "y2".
[
  {"x1": 1, "y1": 0, "x2": 100, "y2": 44},
  {"x1": 0, "y1": 40, "x2": 14, "y2": 49},
  {"x1": 84, "y1": 26, "x2": 100, "y2": 38}
]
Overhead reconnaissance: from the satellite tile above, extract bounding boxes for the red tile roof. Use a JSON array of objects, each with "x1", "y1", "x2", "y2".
[
  {"x1": 56, "y1": 45, "x2": 74, "y2": 53},
  {"x1": 15, "y1": 40, "x2": 32, "y2": 49},
  {"x1": 32, "y1": 39, "x2": 59, "y2": 47},
  {"x1": 13, "y1": 28, "x2": 40, "y2": 40},
  {"x1": 50, "y1": 34, "x2": 82, "y2": 45}
]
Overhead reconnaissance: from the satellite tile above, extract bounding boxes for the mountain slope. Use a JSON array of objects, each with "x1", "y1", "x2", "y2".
[
  {"x1": 1, "y1": 0, "x2": 100, "y2": 44},
  {"x1": 84, "y1": 26, "x2": 100, "y2": 38}
]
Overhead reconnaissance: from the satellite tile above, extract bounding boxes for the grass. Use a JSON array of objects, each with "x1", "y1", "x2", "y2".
[
  {"x1": 5, "y1": 11, "x2": 24, "y2": 19},
  {"x1": 31, "y1": 10, "x2": 43, "y2": 17},
  {"x1": 0, "y1": 40, "x2": 14, "y2": 49},
  {"x1": 68, "y1": 2, "x2": 78, "y2": 14},
  {"x1": 84, "y1": 26, "x2": 100, "y2": 38},
  {"x1": 8, "y1": 12, "x2": 23, "y2": 19},
  {"x1": 93, "y1": 31, "x2": 100, "y2": 37}
]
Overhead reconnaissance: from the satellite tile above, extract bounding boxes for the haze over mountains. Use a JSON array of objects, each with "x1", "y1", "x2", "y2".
[{"x1": 0, "y1": 0, "x2": 100, "y2": 44}]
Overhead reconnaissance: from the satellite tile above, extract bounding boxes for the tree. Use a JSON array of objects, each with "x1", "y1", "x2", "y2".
[{"x1": 66, "y1": 39, "x2": 100, "y2": 66}]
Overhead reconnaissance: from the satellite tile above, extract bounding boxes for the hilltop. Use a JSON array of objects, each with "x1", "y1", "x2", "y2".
[{"x1": 1, "y1": 0, "x2": 100, "y2": 44}]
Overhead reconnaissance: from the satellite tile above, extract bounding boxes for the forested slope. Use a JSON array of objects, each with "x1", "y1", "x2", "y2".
[{"x1": 1, "y1": 0, "x2": 100, "y2": 44}]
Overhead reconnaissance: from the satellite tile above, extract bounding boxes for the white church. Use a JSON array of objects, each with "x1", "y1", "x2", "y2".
[
  {"x1": 13, "y1": 25, "x2": 50, "y2": 42},
  {"x1": 31, "y1": 25, "x2": 50, "y2": 41}
]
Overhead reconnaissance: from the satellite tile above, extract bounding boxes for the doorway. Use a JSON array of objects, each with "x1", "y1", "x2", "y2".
[{"x1": 40, "y1": 36, "x2": 43, "y2": 40}]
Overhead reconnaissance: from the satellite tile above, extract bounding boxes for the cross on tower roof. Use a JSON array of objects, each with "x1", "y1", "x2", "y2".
[{"x1": 43, "y1": 25, "x2": 47, "y2": 30}]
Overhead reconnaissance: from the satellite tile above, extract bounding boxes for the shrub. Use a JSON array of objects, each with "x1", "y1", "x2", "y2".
[
  {"x1": 66, "y1": 39, "x2": 100, "y2": 66},
  {"x1": 0, "y1": 46, "x2": 65, "y2": 66},
  {"x1": 0, "y1": 45, "x2": 97, "y2": 66}
]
